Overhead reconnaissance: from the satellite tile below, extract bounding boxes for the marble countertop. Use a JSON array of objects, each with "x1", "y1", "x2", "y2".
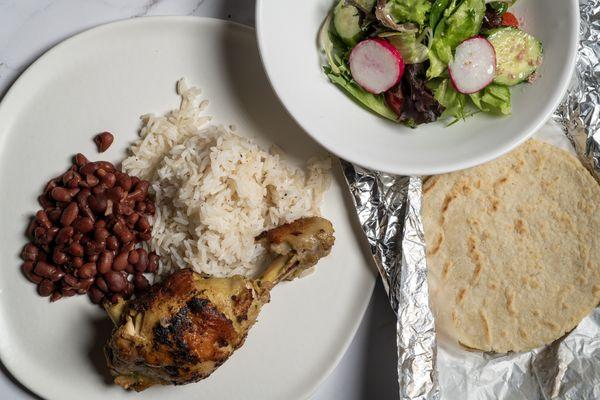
[{"x1": 0, "y1": 1, "x2": 398, "y2": 399}]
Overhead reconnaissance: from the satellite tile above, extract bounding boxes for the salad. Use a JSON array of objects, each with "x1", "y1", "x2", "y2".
[{"x1": 319, "y1": 0, "x2": 543, "y2": 127}]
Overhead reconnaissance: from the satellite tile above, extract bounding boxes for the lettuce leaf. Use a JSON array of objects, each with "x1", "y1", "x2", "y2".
[
  {"x1": 320, "y1": 10, "x2": 397, "y2": 122},
  {"x1": 325, "y1": 68, "x2": 398, "y2": 121},
  {"x1": 427, "y1": 0, "x2": 486, "y2": 79},
  {"x1": 428, "y1": 78, "x2": 468, "y2": 121},
  {"x1": 470, "y1": 83, "x2": 511, "y2": 115},
  {"x1": 382, "y1": 0, "x2": 432, "y2": 27},
  {"x1": 379, "y1": 30, "x2": 430, "y2": 64}
]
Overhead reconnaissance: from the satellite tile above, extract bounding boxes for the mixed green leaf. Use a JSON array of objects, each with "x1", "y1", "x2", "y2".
[{"x1": 317, "y1": 0, "x2": 535, "y2": 127}]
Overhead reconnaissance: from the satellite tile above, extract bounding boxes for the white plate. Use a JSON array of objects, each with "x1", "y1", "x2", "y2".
[
  {"x1": 0, "y1": 17, "x2": 375, "y2": 400},
  {"x1": 256, "y1": 0, "x2": 579, "y2": 175}
]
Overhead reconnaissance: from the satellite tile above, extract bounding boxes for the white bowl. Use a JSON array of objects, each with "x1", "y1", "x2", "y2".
[{"x1": 256, "y1": 0, "x2": 579, "y2": 175}]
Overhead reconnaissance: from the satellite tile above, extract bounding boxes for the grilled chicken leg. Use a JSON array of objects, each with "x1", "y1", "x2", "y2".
[{"x1": 104, "y1": 217, "x2": 335, "y2": 391}]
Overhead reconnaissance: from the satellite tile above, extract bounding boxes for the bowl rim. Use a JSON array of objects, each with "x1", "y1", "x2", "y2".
[{"x1": 255, "y1": 0, "x2": 580, "y2": 175}]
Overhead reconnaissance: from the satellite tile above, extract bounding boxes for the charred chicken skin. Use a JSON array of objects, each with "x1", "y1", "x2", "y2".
[{"x1": 104, "y1": 217, "x2": 335, "y2": 391}]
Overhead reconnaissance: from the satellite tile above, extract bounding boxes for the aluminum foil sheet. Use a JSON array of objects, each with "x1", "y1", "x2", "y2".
[
  {"x1": 341, "y1": 164, "x2": 439, "y2": 400},
  {"x1": 341, "y1": 0, "x2": 600, "y2": 398}
]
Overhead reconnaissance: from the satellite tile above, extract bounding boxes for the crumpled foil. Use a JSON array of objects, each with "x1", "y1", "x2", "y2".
[
  {"x1": 341, "y1": 0, "x2": 600, "y2": 398},
  {"x1": 341, "y1": 166, "x2": 439, "y2": 400}
]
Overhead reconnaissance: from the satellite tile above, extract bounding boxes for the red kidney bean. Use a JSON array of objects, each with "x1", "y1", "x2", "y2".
[
  {"x1": 47, "y1": 208, "x2": 62, "y2": 223},
  {"x1": 71, "y1": 257, "x2": 83, "y2": 269},
  {"x1": 52, "y1": 249, "x2": 68, "y2": 265},
  {"x1": 76, "y1": 187, "x2": 91, "y2": 203},
  {"x1": 147, "y1": 253, "x2": 159, "y2": 273},
  {"x1": 138, "y1": 231, "x2": 152, "y2": 241},
  {"x1": 74, "y1": 217, "x2": 94, "y2": 234},
  {"x1": 126, "y1": 213, "x2": 139, "y2": 227},
  {"x1": 34, "y1": 262, "x2": 60, "y2": 280},
  {"x1": 134, "y1": 201, "x2": 146, "y2": 213},
  {"x1": 95, "y1": 219, "x2": 108, "y2": 229},
  {"x1": 115, "y1": 173, "x2": 132, "y2": 192},
  {"x1": 38, "y1": 226, "x2": 60, "y2": 245},
  {"x1": 88, "y1": 287, "x2": 104, "y2": 304},
  {"x1": 37, "y1": 280, "x2": 54, "y2": 297},
  {"x1": 80, "y1": 162, "x2": 98, "y2": 175},
  {"x1": 96, "y1": 161, "x2": 115, "y2": 172},
  {"x1": 62, "y1": 171, "x2": 75, "y2": 185},
  {"x1": 56, "y1": 226, "x2": 74, "y2": 245},
  {"x1": 97, "y1": 251, "x2": 114, "y2": 274},
  {"x1": 107, "y1": 186, "x2": 125, "y2": 202},
  {"x1": 50, "y1": 292, "x2": 63, "y2": 302},
  {"x1": 88, "y1": 194, "x2": 107, "y2": 214},
  {"x1": 75, "y1": 153, "x2": 89, "y2": 167},
  {"x1": 85, "y1": 174, "x2": 99, "y2": 189},
  {"x1": 79, "y1": 263, "x2": 97, "y2": 279},
  {"x1": 95, "y1": 168, "x2": 107, "y2": 179},
  {"x1": 33, "y1": 227, "x2": 48, "y2": 245},
  {"x1": 131, "y1": 176, "x2": 140, "y2": 186},
  {"x1": 115, "y1": 199, "x2": 135, "y2": 216},
  {"x1": 50, "y1": 187, "x2": 72, "y2": 202},
  {"x1": 146, "y1": 201, "x2": 156, "y2": 215},
  {"x1": 60, "y1": 202, "x2": 79, "y2": 226},
  {"x1": 101, "y1": 172, "x2": 116, "y2": 188},
  {"x1": 94, "y1": 227, "x2": 110, "y2": 243},
  {"x1": 128, "y1": 249, "x2": 139, "y2": 265},
  {"x1": 125, "y1": 264, "x2": 134, "y2": 274},
  {"x1": 85, "y1": 241, "x2": 102, "y2": 256},
  {"x1": 66, "y1": 188, "x2": 80, "y2": 198},
  {"x1": 21, "y1": 243, "x2": 40, "y2": 261},
  {"x1": 94, "y1": 132, "x2": 114, "y2": 153},
  {"x1": 106, "y1": 236, "x2": 119, "y2": 251},
  {"x1": 44, "y1": 178, "x2": 59, "y2": 194},
  {"x1": 95, "y1": 276, "x2": 109, "y2": 293},
  {"x1": 92, "y1": 185, "x2": 105, "y2": 196},
  {"x1": 21, "y1": 261, "x2": 42, "y2": 284},
  {"x1": 113, "y1": 252, "x2": 128, "y2": 271},
  {"x1": 105, "y1": 271, "x2": 126, "y2": 292},
  {"x1": 135, "y1": 249, "x2": 148, "y2": 272},
  {"x1": 35, "y1": 210, "x2": 52, "y2": 229},
  {"x1": 62, "y1": 274, "x2": 79, "y2": 288},
  {"x1": 26, "y1": 219, "x2": 38, "y2": 238},
  {"x1": 137, "y1": 216, "x2": 150, "y2": 232},
  {"x1": 69, "y1": 242, "x2": 84, "y2": 257},
  {"x1": 78, "y1": 278, "x2": 94, "y2": 293},
  {"x1": 38, "y1": 195, "x2": 53, "y2": 209},
  {"x1": 61, "y1": 288, "x2": 76, "y2": 297},
  {"x1": 133, "y1": 274, "x2": 150, "y2": 291}
]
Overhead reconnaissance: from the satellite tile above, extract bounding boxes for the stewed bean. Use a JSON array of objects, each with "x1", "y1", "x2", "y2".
[
  {"x1": 21, "y1": 244, "x2": 40, "y2": 262},
  {"x1": 37, "y1": 280, "x2": 55, "y2": 297},
  {"x1": 60, "y1": 202, "x2": 79, "y2": 226},
  {"x1": 105, "y1": 271, "x2": 126, "y2": 293},
  {"x1": 97, "y1": 251, "x2": 114, "y2": 274},
  {"x1": 79, "y1": 263, "x2": 97, "y2": 279},
  {"x1": 94, "y1": 132, "x2": 114, "y2": 153},
  {"x1": 22, "y1": 151, "x2": 159, "y2": 305}
]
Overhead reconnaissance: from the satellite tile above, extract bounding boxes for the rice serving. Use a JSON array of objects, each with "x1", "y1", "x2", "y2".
[{"x1": 123, "y1": 79, "x2": 331, "y2": 277}]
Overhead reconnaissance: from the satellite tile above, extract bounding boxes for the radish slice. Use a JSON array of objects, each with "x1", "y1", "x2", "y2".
[
  {"x1": 349, "y1": 38, "x2": 405, "y2": 94},
  {"x1": 448, "y1": 36, "x2": 496, "y2": 94}
]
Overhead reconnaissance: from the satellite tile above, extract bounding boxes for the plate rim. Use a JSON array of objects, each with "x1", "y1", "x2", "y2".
[
  {"x1": 0, "y1": 16, "x2": 376, "y2": 400},
  {"x1": 254, "y1": 0, "x2": 580, "y2": 175}
]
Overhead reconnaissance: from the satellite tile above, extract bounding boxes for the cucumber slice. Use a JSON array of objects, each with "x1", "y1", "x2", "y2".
[
  {"x1": 333, "y1": 0, "x2": 363, "y2": 46},
  {"x1": 488, "y1": 27, "x2": 543, "y2": 86}
]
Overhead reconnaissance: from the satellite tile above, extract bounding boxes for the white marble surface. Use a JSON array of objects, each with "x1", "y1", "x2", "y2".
[{"x1": 0, "y1": 1, "x2": 398, "y2": 399}]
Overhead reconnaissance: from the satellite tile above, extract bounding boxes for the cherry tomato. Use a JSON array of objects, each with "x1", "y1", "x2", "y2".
[{"x1": 502, "y1": 12, "x2": 519, "y2": 28}]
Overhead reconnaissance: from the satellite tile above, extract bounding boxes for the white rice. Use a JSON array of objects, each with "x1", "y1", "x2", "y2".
[{"x1": 122, "y1": 79, "x2": 331, "y2": 277}]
